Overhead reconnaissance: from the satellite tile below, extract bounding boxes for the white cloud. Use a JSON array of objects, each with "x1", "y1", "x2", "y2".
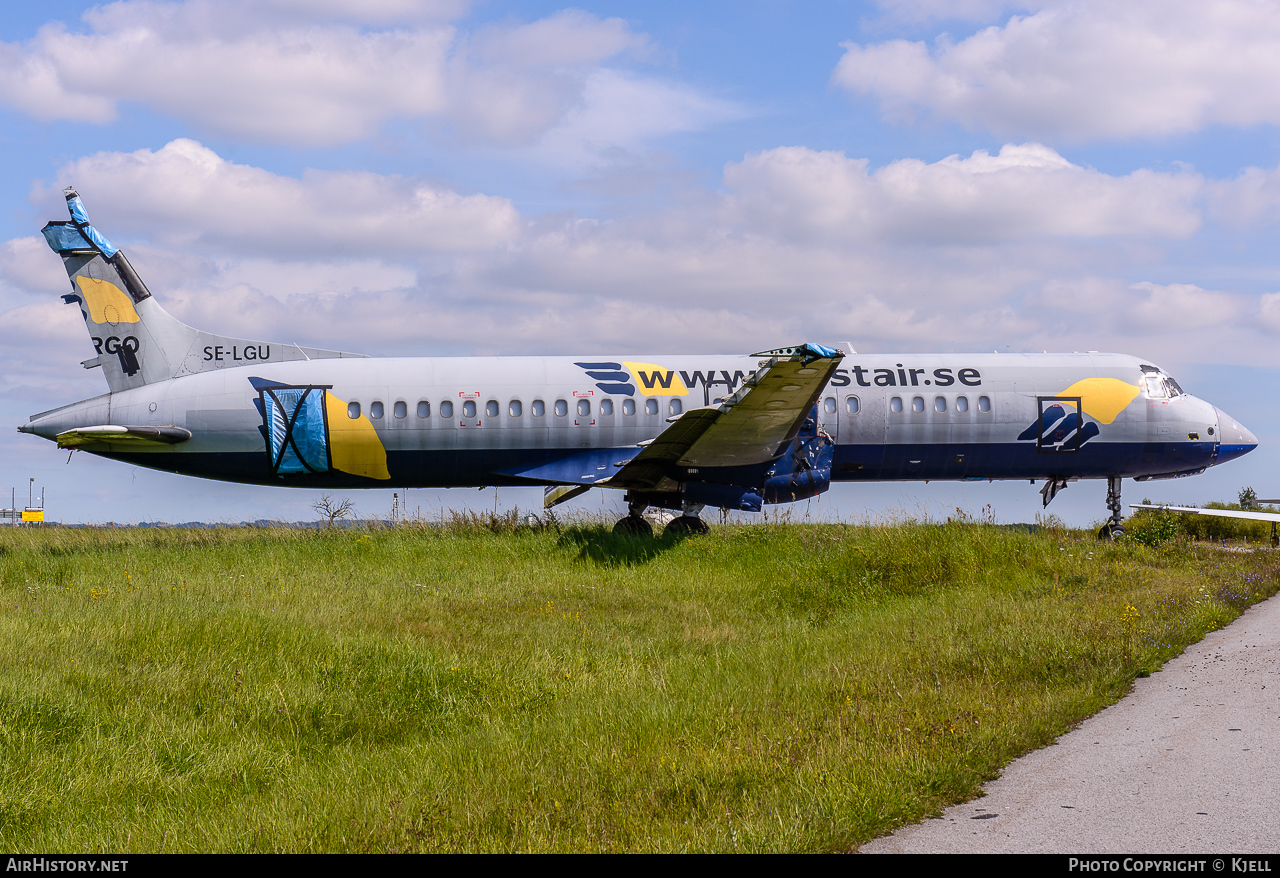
[
  {"x1": 1207, "y1": 163, "x2": 1280, "y2": 227},
  {"x1": 442, "y1": 11, "x2": 654, "y2": 146},
  {"x1": 219, "y1": 259, "x2": 417, "y2": 299},
  {"x1": 0, "y1": 237, "x2": 70, "y2": 295},
  {"x1": 1257, "y1": 292, "x2": 1280, "y2": 333},
  {"x1": 532, "y1": 70, "x2": 746, "y2": 167},
  {"x1": 834, "y1": 0, "x2": 1280, "y2": 141},
  {"x1": 5, "y1": 18, "x2": 455, "y2": 144},
  {"x1": 12, "y1": 138, "x2": 1280, "y2": 376},
  {"x1": 1124, "y1": 281, "x2": 1243, "y2": 331},
  {"x1": 42, "y1": 139, "x2": 521, "y2": 256},
  {"x1": 0, "y1": 2, "x2": 713, "y2": 152},
  {"x1": 721, "y1": 143, "x2": 1202, "y2": 244},
  {"x1": 82, "y1": 0, "x2": 471, "y2": 32}
]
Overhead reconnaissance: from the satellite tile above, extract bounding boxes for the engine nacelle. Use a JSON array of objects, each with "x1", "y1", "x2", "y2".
[{"x1": 762, "y1": 428, "x2": 833, "y2": 504}]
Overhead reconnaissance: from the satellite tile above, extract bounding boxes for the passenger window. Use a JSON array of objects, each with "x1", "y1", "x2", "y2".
[
  {"x1": 601, "y1": 399, "x2": 614, "y2": 415},
  {"x1": 555, "y1": 399, "x2": 568, "y2": 417},
  {"x1": 911, "y1": 397, "x2": 924, "y2": 413},
  {"x1": 370, "y1": 401, "x2": 384, "y2": 419},
  {"x1": 646, "y1": 399, "x2": 659, "y2": 415},
  {"x1": 623, "y1": 399, "x2": 636, "y2": 415},
  {"x1": 669, "y1": 399, "x2": 682, "y2": 416},
  {"x1": 463, "y1": 400, "x2": 476, "y2": 418},
  {"x1": 577, "y1": 399, "x2": 590, "y2": 417},
  {"x1": 956, "y1": 396, "x2": 968, "y2": 413},
  {"x1": 509, "y1": 400, "x2": 522, "y2": 417},
  {"x1": 978, "y1": 396, "x2": 991, "y2": 412},
  {"x1": 348, "y1": 401, "x2": 361, "y2": 419},
  {"x1": 440, "y1": 400, "x2": 453, "y2": 418},
  {"x1": 824, "y1": 397, "x2": 836, "y2": 414},
  {"x1": 934, "y1": 397, "x2": 946, "y2": 413},
  {"x1": 890, "y1": 397, "x2": 903, "y2": 413},
  {"x1": 417, "y1": 400, "x2": 430, "y2": 418},
  {"x1": 394, "y1": 401, "x2": 407, "y2": 419},
  {"x1": 486, "y1": 400, "x2": 499, "y2": 418},
  {"x1": 532, "y1": 399, "x2": 545, "y2": 416},
  {"x1": 846, "y1": 396, "x2": 860, "y2": 414}
]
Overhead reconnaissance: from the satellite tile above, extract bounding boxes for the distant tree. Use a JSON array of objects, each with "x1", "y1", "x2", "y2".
[
  {"x1": 313, "y1": 494, "x2": 355, "y2": 528},
  {"x1": 1239, "y1": 487, "x2": 1259, "y2": 510}
]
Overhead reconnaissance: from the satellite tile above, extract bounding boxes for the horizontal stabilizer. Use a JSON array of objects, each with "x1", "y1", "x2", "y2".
[
  {"x1": 56, "y1": 425, "x2": 192, "y2": 449},
  {"x1": 544, "y1": 484, "x2": 592, "y2": 508}
]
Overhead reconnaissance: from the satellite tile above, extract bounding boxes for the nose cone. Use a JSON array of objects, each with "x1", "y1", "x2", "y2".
[{"x1": 1214, "y1": 406, "x2": 1258, "y2": 465}]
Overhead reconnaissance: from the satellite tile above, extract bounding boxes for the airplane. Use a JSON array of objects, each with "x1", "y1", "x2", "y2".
[{"x1": 18, "y1": 189, "x2": 1260, "y2": 537}]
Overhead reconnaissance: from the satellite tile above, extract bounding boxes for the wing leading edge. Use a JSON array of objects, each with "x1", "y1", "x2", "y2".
[{"x1": 1129, "y1": 503, "x2": 1280, "y2": 523}]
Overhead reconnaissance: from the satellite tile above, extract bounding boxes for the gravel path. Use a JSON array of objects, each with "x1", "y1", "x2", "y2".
[{"x1": 861, "y1": 594, "x2": 1280, "y2": 853}]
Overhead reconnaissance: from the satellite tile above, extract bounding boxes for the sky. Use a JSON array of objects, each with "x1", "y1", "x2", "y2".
[{"x1": 4, "y1": 0, "x2": 1280, "y2": 526}]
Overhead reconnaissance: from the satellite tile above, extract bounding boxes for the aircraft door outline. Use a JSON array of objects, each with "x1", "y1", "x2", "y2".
[
  {"x1": 259, "y1": 384, "x2": 334, "y2": 476},
  {"x1": 1033, "y1": 396, "x2": 1091, "y2": 454},
  {"x1": 818, "y1": 394, "x2": 839, "y2": 444}
]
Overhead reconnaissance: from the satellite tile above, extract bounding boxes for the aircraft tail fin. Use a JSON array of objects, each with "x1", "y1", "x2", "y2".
[{"x1": 41, "y1": 188, "x2": 363, "y2": 393}]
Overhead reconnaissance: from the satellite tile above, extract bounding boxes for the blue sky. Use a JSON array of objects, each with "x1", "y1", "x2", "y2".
[{"x1": 4, "y1": 0, "x2": 1280, "y2": 525}]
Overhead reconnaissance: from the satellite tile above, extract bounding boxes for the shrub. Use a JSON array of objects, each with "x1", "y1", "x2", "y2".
[{"x1": 1125, "y1": 508, "x2": 1183, "y2": 546}]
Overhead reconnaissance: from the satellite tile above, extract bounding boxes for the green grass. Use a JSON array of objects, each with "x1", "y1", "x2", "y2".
[{"x1": 0, "y1": 519, "x2": 1275, "y2": 852}]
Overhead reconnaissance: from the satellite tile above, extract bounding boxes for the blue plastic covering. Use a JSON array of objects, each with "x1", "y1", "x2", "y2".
[
  {"x1": 749, "y1": 342, "x2": 842, "y2": 364},
  {"x1": 40, "y1": 194, "x2": 119, "y2": 258},
  {"x1": 41, "y1": 224, "x2": 90, "y2": 253},
  {"x1": 803, "y1": 342, "x2": 840, "y2": 360},
  {"x1": 263, "y1": 388, "x2": 329, "y2": 475}
]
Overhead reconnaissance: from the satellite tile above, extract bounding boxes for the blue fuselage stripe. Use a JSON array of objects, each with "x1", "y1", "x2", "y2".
[{"x1": 98, "y1": 439, "x2": 1221, "y2": 489}]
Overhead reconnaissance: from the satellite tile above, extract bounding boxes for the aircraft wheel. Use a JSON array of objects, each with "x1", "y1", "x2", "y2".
[
  {"x1": 613, "y1": 515, "x2": 652, "y2": 537},
  {"x1": 1098, "y1": 522, "x2": 1126, "y2": 540},
  {"x1": 664, "y1": 516, "x2": 709, "y2": 537}
]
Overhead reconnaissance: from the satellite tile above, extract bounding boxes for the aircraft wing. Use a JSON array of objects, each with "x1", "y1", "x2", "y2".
[
  {"x1": 604, "y1": 343, "x2": 843, "y2": 491},
  {"x1": 56, "y1": 425, "x2": 192, "y2": 449},
  {"x1": 1130, "y1": 503, "x2": 1280, "y2": 522}
]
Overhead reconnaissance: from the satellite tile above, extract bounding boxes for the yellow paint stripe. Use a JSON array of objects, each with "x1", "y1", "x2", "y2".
[
  {"x1": 324, "y1": 391, "x2": 390, "y2": 480},
  {"x1": 75, "y1": 276, "x2": 140, "y2": 324},
  {"x1": 623, "y1": 361, "x2": 689, "y2": 397},
  {"x1": 1058, "y1": 377, "x2": 1142, "y2": 425}
]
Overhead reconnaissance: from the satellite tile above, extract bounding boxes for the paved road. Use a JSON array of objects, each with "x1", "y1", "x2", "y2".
[{"x1": 862, "y1": 594, "x2": 1280, "y2": 853}]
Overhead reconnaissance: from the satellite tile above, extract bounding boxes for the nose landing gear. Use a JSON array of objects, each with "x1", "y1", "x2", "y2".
[{"x1": 1098, "y1": 477, "x2": 1126, "y2": 540}]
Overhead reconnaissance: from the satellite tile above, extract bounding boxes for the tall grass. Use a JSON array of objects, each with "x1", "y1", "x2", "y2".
[{"x1": 0, "y1": 519, "x2": 1274, "y2": 852}]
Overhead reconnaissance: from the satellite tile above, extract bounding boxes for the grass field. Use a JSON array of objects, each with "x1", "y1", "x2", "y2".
[{"x1": 0, "y1": 517, "x2": 1275, "y2": 852}]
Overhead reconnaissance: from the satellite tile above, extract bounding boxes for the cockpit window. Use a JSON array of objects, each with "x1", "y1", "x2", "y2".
[{"x1": 1144, "y1": 373, "x2": 1185, "y2": 399}]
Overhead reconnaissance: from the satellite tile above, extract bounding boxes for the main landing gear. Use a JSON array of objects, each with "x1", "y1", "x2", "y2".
[
  {"x1": 1098, "y1": 476, "x2": 1126, "y2": 540},
  {"x1": 613, "y1": 498, "x2": 653, "y2": 536},
  {"x1": 665, "y1": 504, "x2": 710, "y2": 536},
  {"x1": 612, "y1": 499, "x2": 709, "y2": 537}
]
